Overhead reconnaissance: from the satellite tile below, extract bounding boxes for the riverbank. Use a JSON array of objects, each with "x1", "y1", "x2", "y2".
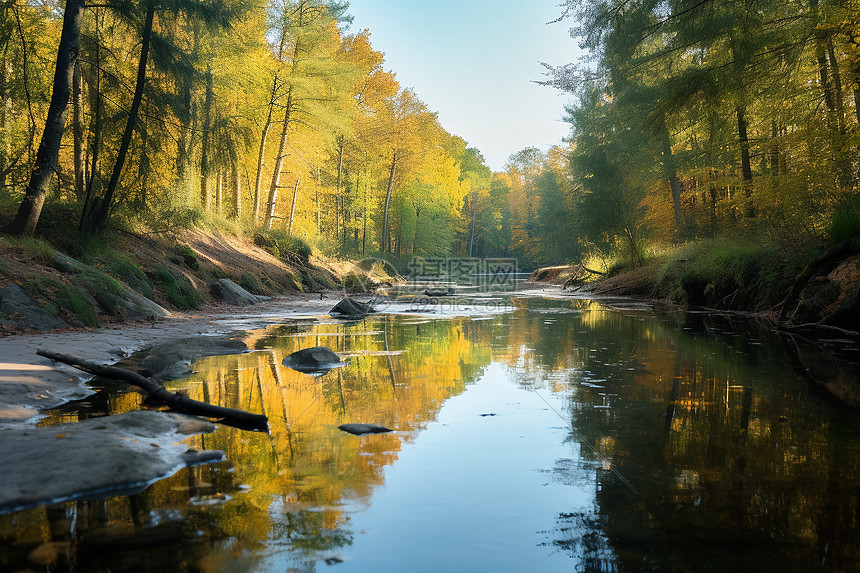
[
  {"x1": 0, "y1": 291, "x2": 348, "y2": 513},
  {"x1": 0, "y1": 224, "x2": 350, "y2": 334},
  {"x1": 530, "y1": 237, "x2": 860, "y2": 332}
]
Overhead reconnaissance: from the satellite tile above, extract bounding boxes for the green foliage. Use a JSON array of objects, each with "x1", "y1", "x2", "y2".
[
  {"x1": 239, "y1": 271, "x2": 261, "y2": 294},
  {"x1": 829, "y1": 194, "x2": 860, "y2": 245},
  {"x1": 150, "y1": 267, "x2": 202, "y2": 309},
  {"x1": 254, "y1": 231, "x2": 312, "y2": 266},
  {"x1": 2, "y1": 236, "x2": 56, "y2": 266},
  {"x1": 23, "y1": 275, "x2": 99, "y2": 327},
  {"x1": 654, "y1": 238, "x2": 804, "y2": 309},
  {"x1": 343, "y1": 272, "x2": 369, "y2": 293},
  {"x1": 102, "y1": 253, "x2": 154, "y2": 299},
  {"x1": 176, "y1": 244, "x2": 199, "y2": 270}
]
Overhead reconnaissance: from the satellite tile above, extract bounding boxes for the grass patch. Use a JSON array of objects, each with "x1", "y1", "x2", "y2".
[
  {"x1": 254, "y1": 231, "x2": 312, "y2": 266},
  {"x1": 654, "y1": 237, "x2": 805, "y2": 309},
  {"x1": 23, "y1": 275, "x2": 99, "y2": 327},
  {"x1": 150, "y1": 267, "x2": 202, "y2": 309},
  {"x1": 239, "y1": 272, "x2": 262, "y2": 294},
  {"x1": 1, "y1": 236, "x2": 56, "y2": 266},
  {"x1": 102, "y1": 253, "x2": 154, "y2": 299}
]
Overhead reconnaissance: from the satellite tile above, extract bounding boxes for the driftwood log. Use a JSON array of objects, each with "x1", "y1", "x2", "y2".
[{"x1": 37, "y1": 350, "x2": 269, "y2": 432}]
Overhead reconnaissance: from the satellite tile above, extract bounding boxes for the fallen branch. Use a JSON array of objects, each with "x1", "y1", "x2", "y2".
[
  {"x1": 37, "y1": 350, "x2": 269, "y2": 432},
  {"x1": 780, "y1": 323, "x2": 860, "y2": 342},
  {"x1": 579, "y1": 264, "x2": 607, "y2": 276}
]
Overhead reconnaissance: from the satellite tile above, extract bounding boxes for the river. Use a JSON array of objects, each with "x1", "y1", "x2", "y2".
[{"x1": 2, "y1": 287, "x2": 859, "y2": 572}]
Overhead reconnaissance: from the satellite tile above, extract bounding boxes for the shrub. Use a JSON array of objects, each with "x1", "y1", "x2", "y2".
[
  {"x1": 239, "y1": 271, "x2": 262, "y2": 294},
  {"x1": 253, "y1": 231, "x2": 312, "y2": 266},
  {"x1": 829, "y1": 193, "x2": 860, "y2": 244},
  {"x1": 103, "y1": 253, "x2": 154, "y2": 299},
  {"x1": 655, "y1": 237, "x2": 802, "y2": 309}
]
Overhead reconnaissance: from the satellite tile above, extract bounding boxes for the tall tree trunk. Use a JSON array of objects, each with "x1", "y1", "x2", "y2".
[
  {"x1": 176, "y1": 77, "x2": 193, "y2": 183},
  {"x1": 288, "y1": 174, "x2": 300, "y2": 236},
  {"x1": 361, "y1": 195, "x2": 367, "y2": 255},
  {"x1": 5, "y1": 0, "x2": 84, "y2": 236},
  {"x1": 263, "y1": 183, "x2": 278, "y2": 231},
  {"x1": 412, "y1": 206, "x2": 421, "y2": 255},
  {"x1": 89, "y1": 1, "x2": 155, "y2": 232},
  {"x1": 264, "y1": 89, "x2": 293, "y2": 230},
  {"x1": 0, "y1": 46, "x2": 11, "y2": 194},
  {"x1": 736, "y1": 105, "x2": 754, "y2": 217},
  {"x1": 12, "y1": 2, "x2": 36, "y2": 167},
  {"x1": 770, "y1": 121, "x2": 780, "y2": 176},
  {"x1": 232, "y1": 166, "x2": 241, "y2": 219},
  {"x1": 199, "y1": 68, "x2": 214, "y2": 211},
  {"x1": 254, "y1": 75, "x2": 278, "y2": 222},
  {"x1": 468, "y1": 191, "x2": 478, "y2": 258},
  {"x1": 72, "y1": 60, "x2": 84, "y2": 201},
  {"x1": 827, "y1": 37, "x2": 846, "y2": 133},
  {"x1": 335, "y1": 136, "x2": 343, "y2": 242},
  {"x1": 215, "y1": 171, "x2": 223, "y2": 213},
  {"x1": 660, "y1": 121, "x2": 683, "y2": 233},
  {"x1": 80, "y1": 16, "x2": 102, "y2": 231},
  {"x1": 381, "y1": 150, "x2": 397, "y2": 253}
]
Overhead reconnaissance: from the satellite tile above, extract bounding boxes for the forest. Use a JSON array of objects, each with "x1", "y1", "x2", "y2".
[
  {"x1": 0, "y1": 0, "x2": 498, "y2": 264},
  {"x1": 1, "y1": 0, "x2": 859, "y2": 302}
]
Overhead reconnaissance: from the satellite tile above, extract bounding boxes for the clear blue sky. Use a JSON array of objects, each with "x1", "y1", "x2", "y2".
[{"x1": 346, "y1": 0, "x2": 581, "y2": 171}]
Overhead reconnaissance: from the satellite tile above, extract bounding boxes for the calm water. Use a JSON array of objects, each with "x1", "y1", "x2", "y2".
[{"x1": 2, "y1": 292, "x2": 860, "y2": 572}]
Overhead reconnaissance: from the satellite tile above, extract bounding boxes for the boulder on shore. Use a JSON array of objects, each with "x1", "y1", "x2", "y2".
[
  {"x1": 210, "y1": 278, "x2": 259, "y2": 306},
  {"x1": 283, "y1": 346, "x2": 346, "y2": 375},
  {"x1": 0, "y1": 283, "x2": 69, "y2": 331},
  {"x1": 329, "y1": 297, "x2": 375, "y2": 318}
]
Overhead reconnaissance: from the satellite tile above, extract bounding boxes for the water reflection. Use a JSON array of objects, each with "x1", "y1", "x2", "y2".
[{"x1": 1, "y1": 296, "x2": 859, "y2": 572}]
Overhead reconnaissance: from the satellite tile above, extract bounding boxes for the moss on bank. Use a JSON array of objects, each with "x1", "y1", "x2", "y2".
[
  {"x1": 583, "y1": 235, "x2": 859, "y2": 318},
  {"x1": 0, "y1": 225, "x2": 350, "y2": 332}
]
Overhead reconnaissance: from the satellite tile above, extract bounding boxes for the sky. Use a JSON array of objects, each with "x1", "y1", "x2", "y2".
[{"x1": 345, "y1": 0, "x2": 582, "y2": 171}]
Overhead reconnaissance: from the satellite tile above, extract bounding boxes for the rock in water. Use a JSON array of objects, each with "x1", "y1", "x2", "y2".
[
  {"x1": 424, "y1": 286, "x2": 454, "y2": 297},
  {"x1": 283, "y1": 346, "x2": 345, "y2": 375},
  {"x1": 338, "y1": 423, "x2": 393, "y2": 436},
  {"x1": 329, "y1": 297, "x2": 375, "y2": 318},
  {"x1": 140, "y1": 337, "x2": 248, "y2": 382}
]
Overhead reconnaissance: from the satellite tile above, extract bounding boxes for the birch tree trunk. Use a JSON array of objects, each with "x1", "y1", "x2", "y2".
[
  {"x1": 264, "y1": 89, "x2": 293, "y2": 230},
  {"x1": 381, "y1": 150, "x2": 397, "y2": 253},
  {"x1": 288, "y1": 174, "x2": 300, "y2": 236}
]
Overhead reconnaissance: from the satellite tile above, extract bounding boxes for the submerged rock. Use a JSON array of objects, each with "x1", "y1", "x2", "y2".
[
  {"x1": 338, "y1": 423, "x2": 392, "y2": 436},
  {"x1": 329, "y1": 297, "x2": 375, "y2": 318},
  {"x1": 210, "y1": 278, "x2": 259, "y2": 307},
  {"x1": 0, "y1": 411, "x2": 222, "y2": 514},
  {"x1": 283, "y1": 346, "x2": 346, "y2": 375},
  {"x1": 140, "y1": 337, "x2": 248, "y2": 382},
  {"x1": 424, "y1": 286, "x2": 455, "y2": 297}
]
